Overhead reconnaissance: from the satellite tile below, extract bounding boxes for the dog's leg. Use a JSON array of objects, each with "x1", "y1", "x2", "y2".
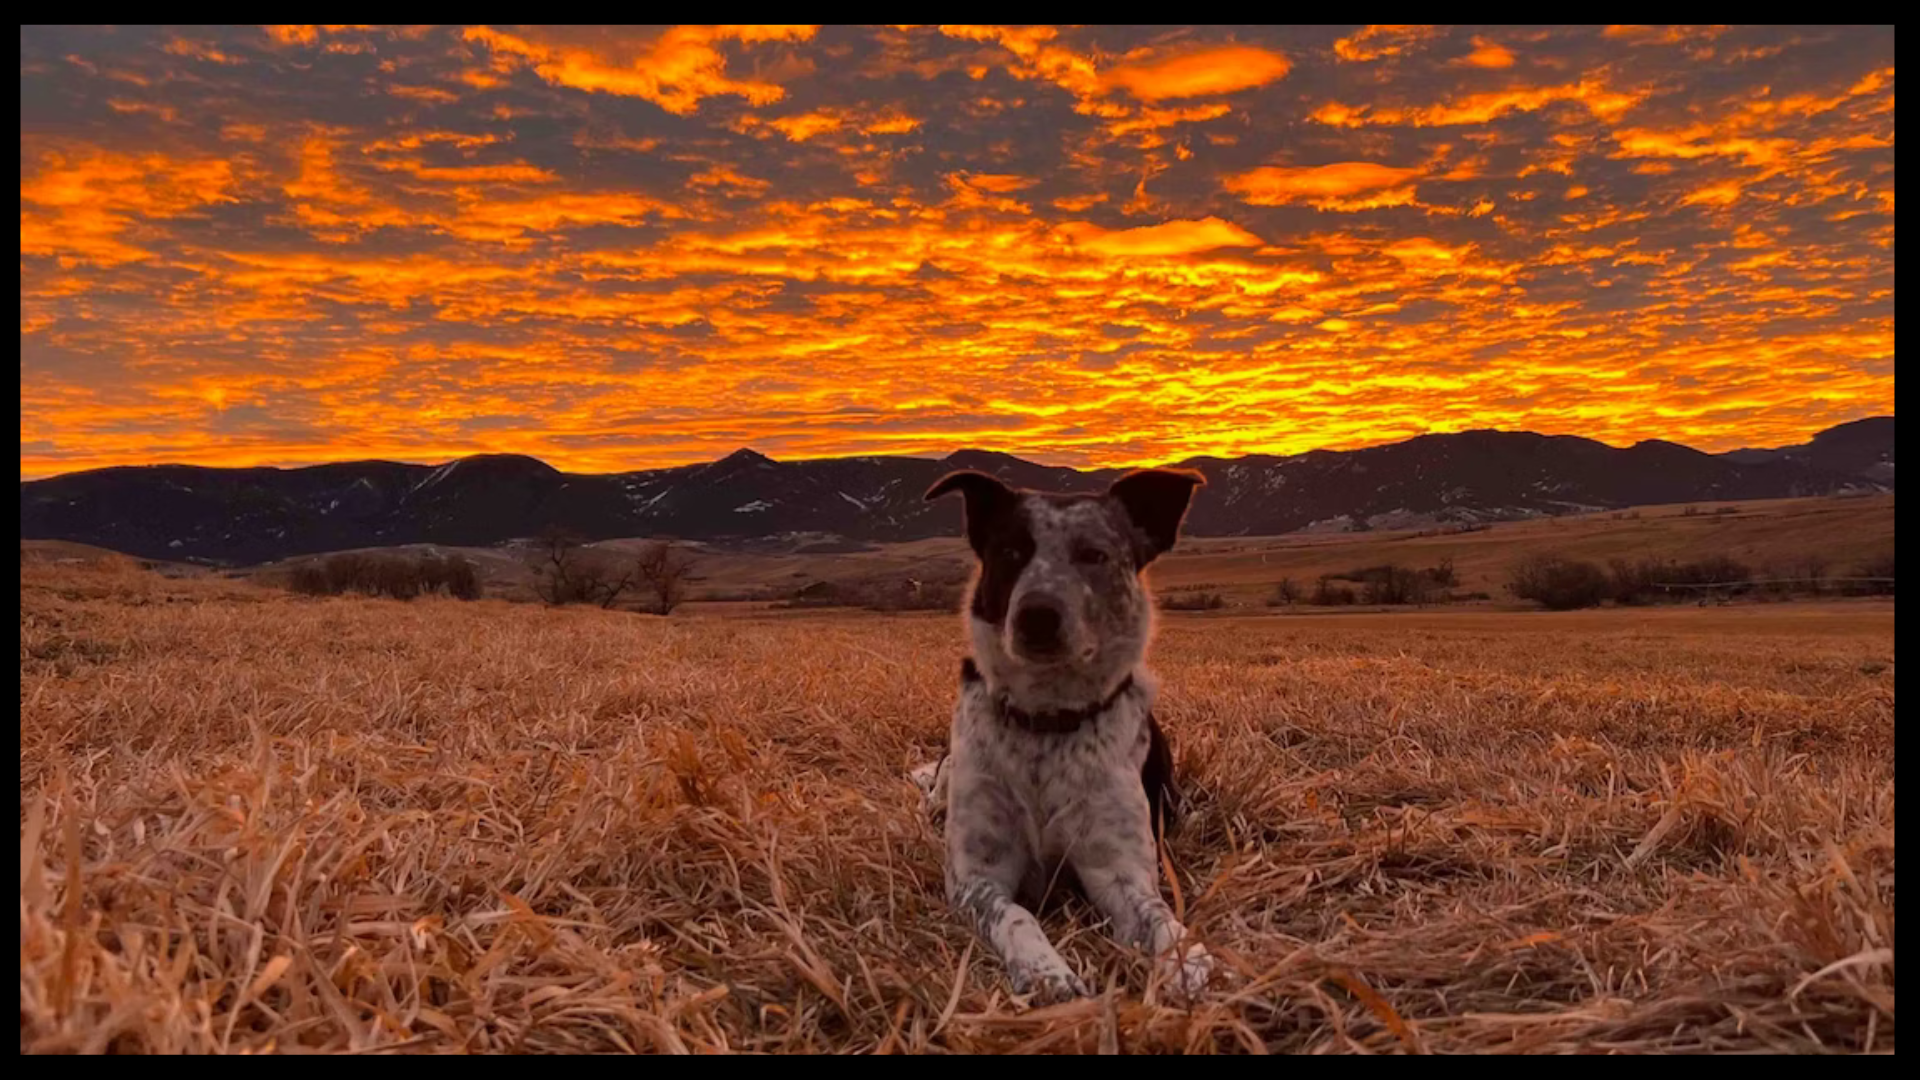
[
  {"x1": 948, "y1": 876, "x2": 1088, "y2": 1003},
  {"x1": 946, "y1": 787, "x2": 1088, "y2": 1003},
  {"x1": 1070, "y1": 812, "x2": 1213, "y2": 1001},
  {"x1": 947, "y1": 868, "x2": 1083, "y2": 1004},
  {"x1": 908, "y1": 754, "x2": 951, "y2": 824}
]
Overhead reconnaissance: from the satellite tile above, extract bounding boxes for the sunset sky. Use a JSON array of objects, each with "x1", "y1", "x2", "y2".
[{"x1": 20, "y1": 25, "x2": 1895, "y2": 479}]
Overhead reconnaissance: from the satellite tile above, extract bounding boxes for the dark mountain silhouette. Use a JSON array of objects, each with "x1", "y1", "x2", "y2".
[
  {"x1": 20, "y1": 418, "x2": 1893, "y2": 565},
  {"x1": 1721, "y1": 417, "x2": 1895, "y2": 482}
]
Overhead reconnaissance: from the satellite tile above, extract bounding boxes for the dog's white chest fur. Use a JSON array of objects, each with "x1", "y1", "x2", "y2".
[{"x1": 948, "y1": 671, "x2": 1154, "y2": 873}]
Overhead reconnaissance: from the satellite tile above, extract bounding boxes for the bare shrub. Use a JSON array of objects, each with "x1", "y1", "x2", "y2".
[
  {"x1": 1609, "y1": 557, "x2": 1663, "y2": 606},
  {"x1": 423, "y1": 553, "x2": 483, "y2": 600},
  {"x1": 1311, "y1": 575, "x2": 1356, "y2": 606},
  {"x1": 1788, "y1": 554, "x2": 1830, "y2": 596},
  {"x1": 1661, "y1": 554, "x2": 1752, "y2": 588},
  {"x1": 288, "y1": 551, "x2": 481, "y2": 601},
  {"x1": 288, "y1": 562, "x2": 330, "y2": 596},
  {"x1": 1267, "y1": 577, "x2": 1299, "y2": 606},
  {"x1": 1329, "y1": 562, "x2": 1450, "y2": 605},
  {"x1": 527, "y1": 527, "x2": 636, "y2": 608},
  {"x1": 1360, "y1": 566, "x2": 1429, "y2": 606},
  {"x1": 633, "y1": 540, "x2": 695, "y2": 615},
  {"x1": 529, "y1": 526, "x2": 593, "y2": 605},
  {"x1": 1851, "y1": 551, "x2": 1895, "y2": 595},
  {"x1": 1161, "y1": 591, "x2": 1226, "y2": 611},
  {"x1": 1507, "y1": 554, "x2": 1610, "y2": 610}
]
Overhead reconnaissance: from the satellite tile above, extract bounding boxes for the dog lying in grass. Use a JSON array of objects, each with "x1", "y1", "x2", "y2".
[{"x1": 913, "y1": 467, "x2": 1212, "y2": 1004}]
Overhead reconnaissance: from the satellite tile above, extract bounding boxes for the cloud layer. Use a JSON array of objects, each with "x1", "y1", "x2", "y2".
[{"x1": 20, "y1": 25, "x2": 1895, "y2": 477}]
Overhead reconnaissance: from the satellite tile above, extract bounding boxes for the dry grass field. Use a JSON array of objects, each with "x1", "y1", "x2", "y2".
[{"x1": 20, "y1": 558, "x2": 1894, "y2": 1053}]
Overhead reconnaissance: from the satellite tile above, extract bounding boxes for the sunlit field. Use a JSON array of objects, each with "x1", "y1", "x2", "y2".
[{"x1": 19, "y1": 558, "x2": 1893, "y2": 1053}]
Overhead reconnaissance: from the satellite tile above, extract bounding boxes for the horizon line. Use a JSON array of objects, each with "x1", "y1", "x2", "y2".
[{"x1": 18, "y1": 414, "x2": 1894, "y2": 484}]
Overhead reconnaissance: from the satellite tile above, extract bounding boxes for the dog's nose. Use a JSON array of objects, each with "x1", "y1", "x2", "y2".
[{"x1": 1012, "y1": 598, "x2": 1065, "y2": 655}]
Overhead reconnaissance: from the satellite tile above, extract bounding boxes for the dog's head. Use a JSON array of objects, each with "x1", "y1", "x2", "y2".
[{"x1": 926, "y1": 468, "x2": 1204, "y2": 709}]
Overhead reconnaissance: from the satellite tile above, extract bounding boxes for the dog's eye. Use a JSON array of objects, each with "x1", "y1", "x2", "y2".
[
  {"x1": 997, "y1": 544, "x2": 1026, "y2": 563},
  {"x1": 1073, "y1": 547, "x2": 1109, "y2": 566}
]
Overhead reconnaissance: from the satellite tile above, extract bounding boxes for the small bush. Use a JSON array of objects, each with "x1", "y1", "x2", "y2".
[
  {"x1": 1331, "y1": 562, "x2": 1449, "y2": 604},
  {"x1": 1161, "y1": 591, "x2": 1226, "y2": 611},
  {"x1": 1362, "y1": 566, "x2": 1433, "y2": 606},
  {"x1": 288, "y1": 562, "x2": 329, "y2": 595},
  {"x1": 1311, "y1": 575, "x2": 1356, "y2": 606},
  {"x1": 1608, "y1": 557, "x2": 1663, "y2": 606},
  {"x1": 425, "y1": 553, "x2": 483, "y2": 600},
  {"x1": 1786, "y1": 555, "x2": 1830, "y2": 596},
  {"x1": 1507, "y1": 554, "x2": 1611, "y2": 610},
  {"x1": 1267, "y1": 577, "x2": 1300, "y2": 606},
  {"x1": 1850, "y1": 551, "x2": 1895, "y2": 595},
  {"x1": 288, "y1": 551, "x2": 482, "y2": 601}
]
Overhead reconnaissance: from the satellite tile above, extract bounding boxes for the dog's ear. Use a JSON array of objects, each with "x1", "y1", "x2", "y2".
[
  {"x1": 925, "y1": 470, "x2": 1017, "y2": 557},
  {"x1": 1107, "y1": 468, "x2": 1205, "y2": 566}
]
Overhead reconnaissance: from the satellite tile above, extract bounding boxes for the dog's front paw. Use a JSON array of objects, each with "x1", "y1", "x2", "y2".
[
  {"x1": 1157, "y1": 943, "x2": 1213, "y2": 1003},
  {"x1": 1009, "y1": 961, "x2": 1091, "y2": 1005}
]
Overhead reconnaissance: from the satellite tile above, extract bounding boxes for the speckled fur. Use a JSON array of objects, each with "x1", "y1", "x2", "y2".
[{"x1": 921, "y1": 468, "x2": 1212, "y2": 1003}]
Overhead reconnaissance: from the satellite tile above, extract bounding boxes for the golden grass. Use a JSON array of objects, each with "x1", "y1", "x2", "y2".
[{"x1": 20, "y1": 563, "x2": 1895, "y2": 1053}]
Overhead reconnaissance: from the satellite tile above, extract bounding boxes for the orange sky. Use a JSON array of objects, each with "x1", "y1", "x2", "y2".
[{"x1": 19, "y1": 25, "x2": 1896, "y2": 479}]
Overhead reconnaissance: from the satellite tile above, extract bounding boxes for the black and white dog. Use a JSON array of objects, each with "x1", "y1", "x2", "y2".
[{"x1": 912, "y1": 467, "x2": 1213, "y2": 1004}]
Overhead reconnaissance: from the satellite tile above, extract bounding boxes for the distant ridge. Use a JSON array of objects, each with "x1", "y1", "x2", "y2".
[{"x1": 20, "y1": 418, "x2": 1893, "y2": 565}]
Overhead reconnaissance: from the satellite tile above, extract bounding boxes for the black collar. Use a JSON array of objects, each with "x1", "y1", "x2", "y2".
[{"x1": 995, "y1": 675, "x2": 1135, "y2": 734}]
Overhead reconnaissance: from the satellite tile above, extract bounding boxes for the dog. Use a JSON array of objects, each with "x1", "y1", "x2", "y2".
[{"x1": 914, "y1": 466, "x2": 1213, "y2": 1004}]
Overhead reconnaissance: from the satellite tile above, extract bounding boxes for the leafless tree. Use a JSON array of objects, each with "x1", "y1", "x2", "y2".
[
  {"x1": 634, "y1": 540, "x2": 694, "y2": 615},
  {"x1": 529, "y1": 526, "x2": 585, "y2": 605},
  {"x1": 529, "y1": 529, "x2": 691, "y2": 611},
  {"x1": 528, "y1": 526, "x2": 634, "y2": 607},
  {"x1": 589, "y1": 558, "x2": 638, "y2": 609}
]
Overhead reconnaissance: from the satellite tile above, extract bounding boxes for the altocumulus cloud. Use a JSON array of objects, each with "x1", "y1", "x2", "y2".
[{"x1": 19, "y1": 24, "x2": 1895, "y2": 477}]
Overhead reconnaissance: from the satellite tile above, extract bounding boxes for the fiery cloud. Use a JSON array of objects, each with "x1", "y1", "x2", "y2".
[
  {"x1": 19, "y1": 25, "x2": 1896, "y2": 478},
  {"x1": 1224, "y1": 162, "x2": 1426, "y2": 207},
  {"x1": 461, "y1": 25, "x2": 818, "y2": 114},
  {"x1": 1101, "y1": 45, "x2": 1292, "y2": 101},
  {"x1": 1334, "y1": 25, "x2": 1439, "y2": 63},
  {"x1": 1061, "y1": 217, "x2": 1264, "y2": 257}
]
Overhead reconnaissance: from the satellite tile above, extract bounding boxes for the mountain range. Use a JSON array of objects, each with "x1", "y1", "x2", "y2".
[{"x1": 19, "y1": 417, "x2": 1893, "y2": 566}]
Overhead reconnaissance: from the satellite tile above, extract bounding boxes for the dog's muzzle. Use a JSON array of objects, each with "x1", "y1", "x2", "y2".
[{"x1": 1011, "y1": 595, "x2": 1068, "y2": 659}]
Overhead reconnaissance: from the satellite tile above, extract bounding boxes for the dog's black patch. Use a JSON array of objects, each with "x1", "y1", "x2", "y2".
[
  {"x1": 1108, "y1": 469, "x2": 1206, "y2": 567},
  {"x1": 960, "y1": 657, "x2": 982, "y2": 684},
  {"x1": 925, "y1": 470, "x2": 1032, "y2": 627},
  {"x1": 967, "y1": 501, "x2": 1034, "y2": 627},
  {"x1": 1143, "y1": 712, "x2": 1180, "y2": 840}
]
